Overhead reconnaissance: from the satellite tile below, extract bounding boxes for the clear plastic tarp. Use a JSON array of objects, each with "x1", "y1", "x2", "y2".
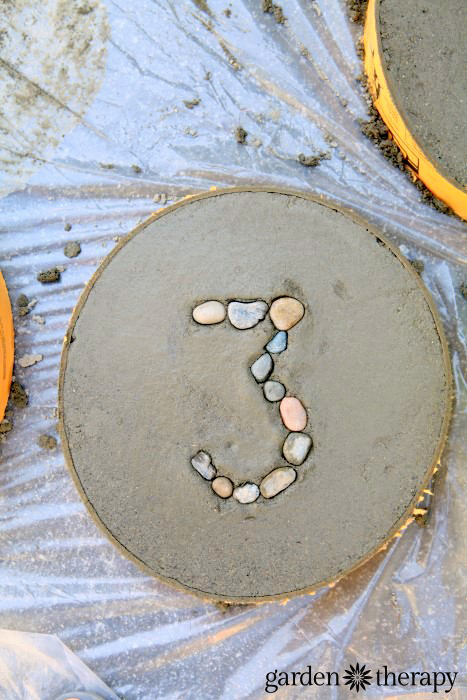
[{"x1": 0, "y1": 0, "x2": 465, "y2": 697}]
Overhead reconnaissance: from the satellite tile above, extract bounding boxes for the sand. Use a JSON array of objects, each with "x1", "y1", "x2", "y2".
[
  {"x1": 379, "y1": 0, "x2": 466, "y2": 186},
  {"x1": 60, "y1": 189, "x2": 450, "y2": 601}
]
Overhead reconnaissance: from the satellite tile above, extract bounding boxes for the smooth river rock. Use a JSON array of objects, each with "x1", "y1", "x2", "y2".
[
  {"x1": 212, "y1": 476, "x2": 234, "y2": 498},
  {"x1": 260, "y1": 467, "x2": 297, "y2": 498},
  {"x1": 279, "y1": 396, "x2": 307, "y2": 431},
  {"x1": 282, "y1": 432, "x2": 312, "y2": 466},
  {"x1": 265, "y1": 330, "x2": 288, "y2": 354},
  {"x1": 250, "y1": 352, "x2": 273, "y2": 382},
  {"x1": 270, "y1": 297, "x2": 304, "y2": 330},
  {"x1": 233, "y1": 483, "x2": 260, "y2": 503},
  {"x1": 192, "y1": 300, "x2": 226, "y2": 325},
  {"x1": 227, "y1": 300, "x2": 268, "y2": 329},
  {"x1": 263, "y1": 380, "x2": 286, "y2": 402},
  {"x1": 191, "y1": 450, "x2": 216, "y2": 480}
]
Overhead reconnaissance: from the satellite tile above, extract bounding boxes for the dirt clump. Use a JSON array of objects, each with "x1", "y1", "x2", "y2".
[
  {"x1": 38, "y1": 434, "x2": 57, "y2": 450},
  {"x1": 37, "y1": 268, "x2": 61, "y2": 283}
]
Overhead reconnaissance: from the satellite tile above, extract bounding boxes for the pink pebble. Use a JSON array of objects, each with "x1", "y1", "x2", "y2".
[{"x1": 279, "y1": 397, "x2": 307, "y2": 431}]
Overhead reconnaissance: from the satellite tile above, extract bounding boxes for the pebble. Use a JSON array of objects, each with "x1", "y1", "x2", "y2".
[
  {"x1": 250, "y1": 353, "x2": 273, "y2": 382},
  {"x1": 265, "y1": 331, "x2": 287, "y2": 354},
  {"x1": 191, "y1": 451, "x2": 216, "y2": 480},
  {"x1": 280, "y1": 397, "x2": 307, "y2": 431},
  {"x1": 64, "y1": 241, "x2": 81, "y2": 258},
  {"x1": 282, "y1": 432, "x2": 312, "y2": 465},
  {"x1": 270, "y1": 297, "x2": 304, "y2": 330},
  {"x1": 0, "y1": 419, "x2": 12, "y2": 434},
  {"x1": 233, "y1": 483, "x2": 260, "y2": 503},
  {"x1": 260, "y1": 467, "x2": 297, "y2": 498},
  {"x1": 263, "y1": 380, "x2": 286, "y2": 402},
  {"x1": 212, "y1": 476, "x2": 233, "y2": 498},
  {"x1": 18, "y1": 354, "x2": 43, "y2": 368},
  {"x1": 193, "y1": 300, "x2": 226, "y2": 325},
  {"x1": 227, "y1": 300, "x2": 268, "y2": 329}
]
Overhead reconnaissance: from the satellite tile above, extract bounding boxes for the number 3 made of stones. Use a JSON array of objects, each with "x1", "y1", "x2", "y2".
[{"x1": 191, "y1": 296, "x2": 313, "y2": 504}]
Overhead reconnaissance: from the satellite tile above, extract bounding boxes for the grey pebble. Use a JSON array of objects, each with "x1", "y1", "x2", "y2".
[
  {"x1": 191, "y1": 450, "x2": 216, "y2": 480},
  {"x1": 233, "y1": 483, "x2": 260, "y2": 503},
  {"x1": 265, "y1": 331, "x2": 287, "y2": 354},
  {"x1": 263, "y1": 380, "x2": 286, "y2": 402},
  {"x1": 282, "y1": 432, "x2": 312, "y2": 465},
  {"x1": 227, "y1": 300, "x2": 268, "y2": 329},
  {"x1": 250, "y1": 352, "x2": 273, "y2": 382}
]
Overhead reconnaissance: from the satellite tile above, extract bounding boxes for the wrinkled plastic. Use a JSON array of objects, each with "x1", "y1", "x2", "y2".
[
  {"x1": 0, "y1": 630, "x2": 118, "y2": 700},
  {"x1": 0, "y1": 0, "x2": 465, "y2": 698}
]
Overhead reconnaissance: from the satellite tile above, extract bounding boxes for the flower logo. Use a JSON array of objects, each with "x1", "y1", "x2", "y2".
[{"x1": 342, "y1": 663, "x2": 373, "y2": 692}]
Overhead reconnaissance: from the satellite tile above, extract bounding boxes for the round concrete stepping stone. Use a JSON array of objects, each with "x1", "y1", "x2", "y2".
[
  {"x1": 265, "y1": 331, "x2": 288, "y2": 354},
  {"x1": 250, "y1": 352, "x2": 273, "y2": 382},
  {"x1": 282, "y1": 432, "x2": 312, "y2": 466},
  {"x1": 227, "y1": 300, "x2": 268, "y2": 329},
  {"x1": 233, "y1": 483, "x2": 260, "y2": 503},
  {"x1": 193, "y1": 300, "x2": 226, "y2": 325},
  {"x1": 263, "y1": 380, "x2": 286, "y2": 402},
  {"x1": 260, "y1": 467, "x2": 297, "y2": 498},
  {"x1": 270, "y1": 297, "x2": 304, "y2": 330},
  {"x1": 212, "y1": 476, "x2": 234, "y2": 498},
  {"x1": 279, "y1": 397, "x2": 307, "y2": 431},
  {"x1": 191, "y1": 450, "x2": 216, "y2": 480},
  {"x1": 61, "y1": 188, "x2": 451, "y2": 602}
]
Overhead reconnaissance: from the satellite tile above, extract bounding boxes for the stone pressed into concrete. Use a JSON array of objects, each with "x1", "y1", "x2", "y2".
[
  {"x1": 260, "y1": 467, "x2": 297, "y2": 498},
  {"x1": 270, "y1": 297, "x2": 304, "y2": 330},
  {"x1": 266, "y1": 331, "x2": 287, "y2": 354},
  {"x1": 193, "y1": 300, "x2": 226, "y2": 325},
  {"x1": 279, "y1": 397, "x2": 307, "y2": 432},
  {"x1": 191, "y1": 451, "x2": 216, "y2": 480},
  {"x1": 282, "y1": 432, "x2": 312, "y2": 466},
  {"x1": 227, "y1": 300, "x2": 268, "y2": 329},
  {"x1": 263, "y1": 380, "x2": 286, "y2": 402},
  {"x1": 212, "y1": 476, "x2": 234, "y2": 498},
  {"x1": 250, "y1": 353, "x2": 273, "y2": 382},
  {"x1": 233, "y1": 483, "x2": 260, "y2": 503}
]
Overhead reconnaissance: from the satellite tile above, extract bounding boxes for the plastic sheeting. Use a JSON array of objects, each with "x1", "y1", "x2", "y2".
[{"x1": 0, "y1": 0, "x2": 465, "y2": 697}]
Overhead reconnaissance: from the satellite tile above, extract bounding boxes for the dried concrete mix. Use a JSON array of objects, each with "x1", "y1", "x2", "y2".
[{"x1": 61, "y1": 191, "x2": 448, "y2": 600}]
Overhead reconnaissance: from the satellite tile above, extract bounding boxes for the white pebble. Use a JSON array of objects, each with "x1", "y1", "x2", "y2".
[
  {"x1": 227, "y1": 300, "x2": 268, "y2": 329},
  {"x1": 191, "y1": 450, "x2": 216, "y2": 480},
  {"x1": 233, "y1": 483, "x2": 260, "y2": 503},
  {"x1": 193, "y1": 300, "x2": 226, "y2": 325}
]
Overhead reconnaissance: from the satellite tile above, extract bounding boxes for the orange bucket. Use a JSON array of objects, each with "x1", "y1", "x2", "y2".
[
  {"x1": 364, "y1": 0, "x2": 467, "y2": 219},
  {"x1": 0, "y1": 272, "x2": 14, "y2": 420}
]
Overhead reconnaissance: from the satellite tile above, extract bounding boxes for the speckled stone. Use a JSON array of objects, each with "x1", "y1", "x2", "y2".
[
  {"x1": 282, "y1": 432, "x2": 312, "y2": 466},
  {"x1": 250, "y1": 352, "x2": 273, "y2": 382},
  {"x1": 193, "y1": 300, "x2": 226, "y2": 325},
  {"x1": 260, "y1": 467, "x2": 297, "y2": 498},
  {"x1": 270, "y1": 297, "x2": 304, "y2": 330},
  {"x1": 279, "y1": 397, "x2": 307, "y2": 431},
  {"x1": 227, "y1": 300, "x2": 268, "y2": 329},
  {"x1": 263, "y1": 380, "x2": 286, "y2": 402},
  {"x1": 233, "y1": 483, "x2": 260, "y2": 503},
  {"x1": 191, "y1": 450, "x2": 216, "y2": 480},
  {"x1": 212, "y1": 476, "x2": 234, "y2": 498},
  {"x1": 265, "y1": 331, "x2": 288, "y2": 354}
]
